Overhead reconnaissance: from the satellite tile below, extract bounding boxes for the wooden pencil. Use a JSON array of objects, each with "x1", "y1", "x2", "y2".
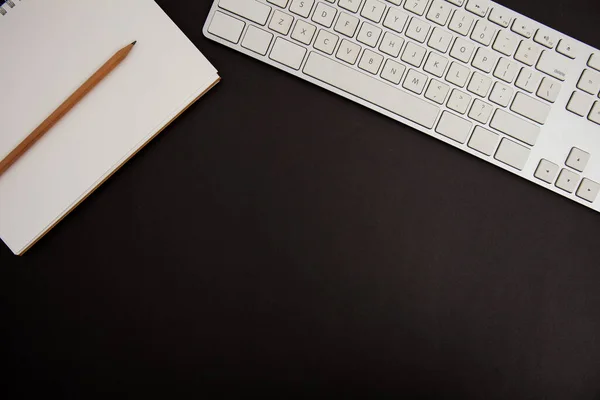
[{"x1": 0, "y1": 41, "x2": 137, "y2": 177}]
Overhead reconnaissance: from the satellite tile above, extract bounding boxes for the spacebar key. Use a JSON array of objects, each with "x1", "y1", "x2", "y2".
[{"x1": 303, "y1": 52, "x2": 440, "y2": 129}]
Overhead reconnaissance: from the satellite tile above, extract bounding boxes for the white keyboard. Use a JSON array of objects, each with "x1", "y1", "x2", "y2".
[{"x1": 204, "y1": 0, "x2": 600, "y2": 213}]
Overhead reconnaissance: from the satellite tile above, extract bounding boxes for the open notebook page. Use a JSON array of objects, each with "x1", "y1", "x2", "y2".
[{"x1": 0, "y1": 0, "x2": 218, "y2": 254}]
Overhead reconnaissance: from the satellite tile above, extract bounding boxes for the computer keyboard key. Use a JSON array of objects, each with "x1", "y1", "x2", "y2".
[
  {"x1": 358, "y1": 49, "x2": 384, "y2": 74},
  {"x1": 472, "y1": 48, "x2": 497, "y2": 73},
  {"x1": 425, "y1": 79, "x2": 450, "y2": 104},
  {"x1": 336, "y1": 39, "x2": 362, "y2": 64},
  {"x1": 577, "y1": 179, "x2": 600, "y2": 203},
  {"x1": 492, "y1": 30, "x2": 519, "y2": 56},
  {"x1": 450, "y1": 37, "x2": 475, "y2": 63},
  {"x1": 424, "y1": 52, "x2": 449, "y2": 77},
  {"x1": 383, "y1": 8, "x2": 409, "y2": 33},
  {"x1": 566, "y1": 148, "x2": 590, "y2": 172},
  {"x1": 468, "y1": 126, "x2": 499, "y2": 156},
  {"x1": 379, "y1": 32, "x2": 404, "y2": 58},
  {"x1": 515, "y1": 68, "x2": 542, "y2": 93},
  {"x1": 489, "y1": 82, "x2": 514, "y2": 107},
  {"x1": 536, "y1": 51, "x2": 570, "y2": 81},
  {"x1": 514, "y1": 41, "x2": 542, "y2": 66},
  {"x1": 534, "y1": 29, "x2": 558, "y2": 49},
  {"x1": 314, "y1": 30, "x2": 339, "y2": 54},
  {"x1": 511, "y1": 19, "x2": 534, "y2": 38},
  {"x1": 488, "y1": 7, "x2": 511, "y2": 28},
  {"x1": 536, "y1": 77, "x2": 561, "y2": 103},
  {"x1": 381, "y1": 59, "x2": 406, "y2": 84},
  {"x1": 335, "y1": 12, "x2": 360, "y2": 37},
  {"x1": 471, "y1": 19, "x2": 496, "y2": 46},
  {"x1": 490, "y1": 109, "x2": 540, "y2": 146},
  {"x1": 339, "y1": 0, "x2": 361, "y2": 13},
  {"x1": 556, "y1": 39, "x2": 578, "y2": 59},
  {"x1": 303, "y1": 52, "x2": 440, "y2": 128},
  {"x1": 292, "y1": 20, "x2": 317, "y2": 45},
  {"x1": 208, "y1": 11, "x2": 245, "y2": 44},
  {"x1": 219, "y1": 0, "x2": 271, "y2": 25},
  {"x1": 357, "y1": 22, "x2": 382, "y2": 47},
  {"x1": 494, "y1": 58, "x2": 519, "y2": 83},
  {"x1": 467, "y1": 72, "x2": 492, "y2": 98},
  {"x1": 402, "y1": 42, "x2": 427, "y2": 67},
  {"x1": 469, "y1": 99, "x2": 494, "y2": 124},
  {"x1": 242, "y1": 26, "x2": 273, "y2": 55},
  {"x1": 494, "y1": 138, "x2": 530, "y2": 170},
  {"x1": 267, "y1": 0, "x2": 289, "y2": 7},
  {"x1": 511, "y1": 92, "x2": 550, "y2": 124},
  {"x1": 447, "y1": 89, "x2": 472, "y2": 114},
  {"x1": 312, "y1": 2, "x2": 337, "y2": 27},
  {"x1": 577, "y1": 69, "x2": 600, "y2": 96},
  {"x1": 403, "y1": 69, "x2": 428, "y2": 94},
  {"x1": 466, "y1": 0, "x2": 489, "y2": 17},
  {"x1": 426, "y1": 0, "x2": 452, "y2": 26},
  {"x1": 566, "y1": 92, "x2": 593, "y2": 117},
  {"x1": 406, "y1": 17, "x2": 431, "y2": 43},
  {"x1": 361, "y1": 0, "x2": 386, "y2": 23},
  {"x1": 534, "y1": 159, "x2": 559, "y2": 183},
  {"x1": 446, "y1": 62, "x2": 470, "y2": 87},
  {"x1": 269, "y1": 37, "x2": 307, "y2": 69},
  {"x1": 428, "y1": 28, "x2": 453, "y2": 53},
  {"x1": 449, "y1": 10, "x2": 474, "y2": 36},
  {"x1": 436, "y1": 111, "x2": 473, "y2": 143},
  {"x1": 589, "y1": 54, "x2": 600, "y2": 72},
  {"x1": 446, "y1": 0, "x2": 465, "y2": 6},
  {"x1": 588, "y1": 102, "x2": 600, "y2": 125},
  {"x1": 555, "y1": 169, "x2": 580, "y2": 193},
  {"x1": 290, "y1": 0, "x2": 315, "y2": 17},
  {"x1": 404, "y1": 0, "x2": 429, "y2": 16},
  {"x1": 467, "y1": 72, "x2": 493, "y2": 97},
  {"x1": 269, "y1": 10, "x2": 294, "y2": 35}
]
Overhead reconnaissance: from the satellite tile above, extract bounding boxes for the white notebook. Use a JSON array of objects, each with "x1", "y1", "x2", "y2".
[{"x1": 0, "y1": 0, "x2": 219, "y2": 255}]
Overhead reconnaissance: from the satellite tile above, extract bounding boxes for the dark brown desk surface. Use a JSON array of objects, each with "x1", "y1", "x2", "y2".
[{"x1": 2, "y1": 0, "x2": 599, "y2": 397}]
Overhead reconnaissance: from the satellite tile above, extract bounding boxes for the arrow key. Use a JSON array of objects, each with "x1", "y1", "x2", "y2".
[
  {"x1": 565, "y1": 147, "x2": 590, "y2": 172},
  {"x1": 534, "y1": 159, "x2": 559, "y2": 183},
  {"x1": 556, "y1": 168, "x2": 580, "y2": 193},
  {"x1": 576, "y1": 178, "x2": 600, "y2": 203}
]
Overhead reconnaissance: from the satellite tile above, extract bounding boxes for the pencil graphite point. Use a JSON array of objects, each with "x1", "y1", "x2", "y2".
[{"x1": 131, "y1": 41, "x2": 137, "y2": 46}]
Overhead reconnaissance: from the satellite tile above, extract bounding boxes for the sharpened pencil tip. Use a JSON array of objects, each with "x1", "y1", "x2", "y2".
[{"x1": 131, "y1": 41, "x2": 137, "y2": 46}]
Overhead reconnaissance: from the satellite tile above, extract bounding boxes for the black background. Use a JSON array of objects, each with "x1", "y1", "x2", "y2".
[{"x1": 2, "y1": 0, "x2": 600, "y2": 398}]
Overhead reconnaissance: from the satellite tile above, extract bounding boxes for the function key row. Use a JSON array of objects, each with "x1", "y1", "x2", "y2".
[{"x1": 441, "y1": 0, "x2": 585, "y2": 65}]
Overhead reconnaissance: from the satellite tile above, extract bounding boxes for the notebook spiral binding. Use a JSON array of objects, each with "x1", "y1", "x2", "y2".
[{"x1": 0, "y1": 0, "x2": 18, "y2": 16}]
